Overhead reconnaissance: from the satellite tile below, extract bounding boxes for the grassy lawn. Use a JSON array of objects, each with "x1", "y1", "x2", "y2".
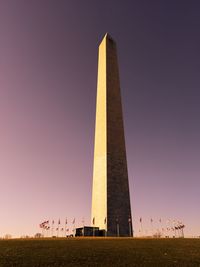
[{"x1": 0, "y1": 238, "x2": 199, "y2": 267}]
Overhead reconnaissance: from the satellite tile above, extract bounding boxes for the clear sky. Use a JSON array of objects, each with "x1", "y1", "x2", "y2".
[{"x1": 0, "y1": 0, "x2": 199, "y2": 237}]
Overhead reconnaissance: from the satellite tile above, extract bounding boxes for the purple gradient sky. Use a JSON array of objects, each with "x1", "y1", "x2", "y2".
[{"x1": 0, "y1": 0, "x2": 199, "y2": 237}]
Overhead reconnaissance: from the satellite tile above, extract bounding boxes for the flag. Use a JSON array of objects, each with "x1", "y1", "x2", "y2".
[
  {"x1": 92, "y1": 217, "x2": 95, "y2": 225},
  {"x1": 140, "y1": 217, "x2": 142, "y2": 223}
]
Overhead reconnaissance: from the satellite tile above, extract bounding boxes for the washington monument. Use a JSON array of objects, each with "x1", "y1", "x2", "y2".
[{"x1": 91, "y1": 34, "x2": 133, "y2": 237}]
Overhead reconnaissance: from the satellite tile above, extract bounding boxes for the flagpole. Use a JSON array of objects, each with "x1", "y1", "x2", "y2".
[
  {"x1": 166, "y1": 219, "x2": 170, "y2": 238},
  {"x1": 41, "y1": 224, "x2": 44, "y2": 238},
  {"x1": 128, "y1": 217, "x2": 132, "y2": 237},
  {"x1": 92, "y1": 217, "x2": 95, "y2": 237},
  {"x1": 117, "y1": 223, "x2": 120, "y2": 237},
  {"x1": 169, "y1": 219, "x2": 174, "y2": 238},
  {"x1": 57, "y1": 219, "x2": 60, "y2": 238},
  {"x1": 181, "y1": 224, "x2": 185, "y2": 238},
  {"x1": 171, "y1": 220, "x2": 176, "y2": 238},
  {"x1": 47, "y1": 221, "x2": 50, "y2": 237},
  {"x1": 116, "y1": 218, "x2": 119, "y2": 237},
  {"x1": 150, "y1": 218, "x2": 154, "y2": 237},
  {"x1": 82, "y1": 217, "x2": 84, "y2": 237},
  {"x1": 159, "y1": 219, "x2": 162, "y2": 237},
  {"x1": 47, "y1": 226, "x2": 49, "y2": 237},
  {"x1": 178, "y1": 221, "x2": 184, "y2": 238},
  {"x1": 139, "y1": 218, "x2": 143, "y2": 237},
  {"x1": 51, "y1": 220, "x2": 54, "y2": 237},
  {"x1": 65, "y1": 218, "x2": 67, "y2": 238},
  {"x1": 72, "y1": 218, "x2": 75, "y2": 237},
  {"x1": 104, "y1": 217, "x2": 107, "y2": 237}
]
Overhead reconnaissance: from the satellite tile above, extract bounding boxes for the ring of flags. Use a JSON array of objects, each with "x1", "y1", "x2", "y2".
[
  {"x1": 39, "y1": 217, "x2": 185, "y2": 238},
  {"x1": 138, "y1": 217, "x2": 185, "y2": 238}
]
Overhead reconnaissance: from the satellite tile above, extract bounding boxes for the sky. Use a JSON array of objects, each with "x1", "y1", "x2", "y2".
[{"x1": 0, "y1": 0, "x2": 199, "y2": 238}]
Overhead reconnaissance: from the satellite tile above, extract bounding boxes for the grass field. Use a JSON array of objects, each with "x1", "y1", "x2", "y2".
[{"x1": 0, "y1": 238, "x2": 200, "y2": 267}]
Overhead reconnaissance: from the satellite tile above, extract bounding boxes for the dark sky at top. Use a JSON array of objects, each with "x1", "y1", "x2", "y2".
[{"x1": 0, "y1": 0, "x2": 199, "y2": 237}]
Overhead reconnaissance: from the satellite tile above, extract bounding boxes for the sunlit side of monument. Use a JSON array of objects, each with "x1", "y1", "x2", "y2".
[{"x1": 91, "y1": 34, "x2": 133, "y2": 237}]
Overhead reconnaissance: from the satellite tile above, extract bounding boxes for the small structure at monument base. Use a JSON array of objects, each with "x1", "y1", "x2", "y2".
[{"x1": 75, "y1": 226, "x2": 105, "y2": 237}]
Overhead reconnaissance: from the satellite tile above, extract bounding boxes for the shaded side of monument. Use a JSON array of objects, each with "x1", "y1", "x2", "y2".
[{"x1": 91, "y1": 33, "x2": 133, "y2": 237}]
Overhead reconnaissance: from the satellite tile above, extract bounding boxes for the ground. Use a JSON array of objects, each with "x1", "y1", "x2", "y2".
[{"x1": 0, "y1": 238, "x2": 199, "y2": 267}]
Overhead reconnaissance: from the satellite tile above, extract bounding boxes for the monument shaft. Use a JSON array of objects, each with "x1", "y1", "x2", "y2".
[{"x1": 91, "y1": 34, "x2": 132, "y2": 236}]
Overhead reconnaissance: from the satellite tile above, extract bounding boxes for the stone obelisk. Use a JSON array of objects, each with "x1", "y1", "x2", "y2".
[{"x1": 91, "y1": 34, "x2": 132, "y2": 237}]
